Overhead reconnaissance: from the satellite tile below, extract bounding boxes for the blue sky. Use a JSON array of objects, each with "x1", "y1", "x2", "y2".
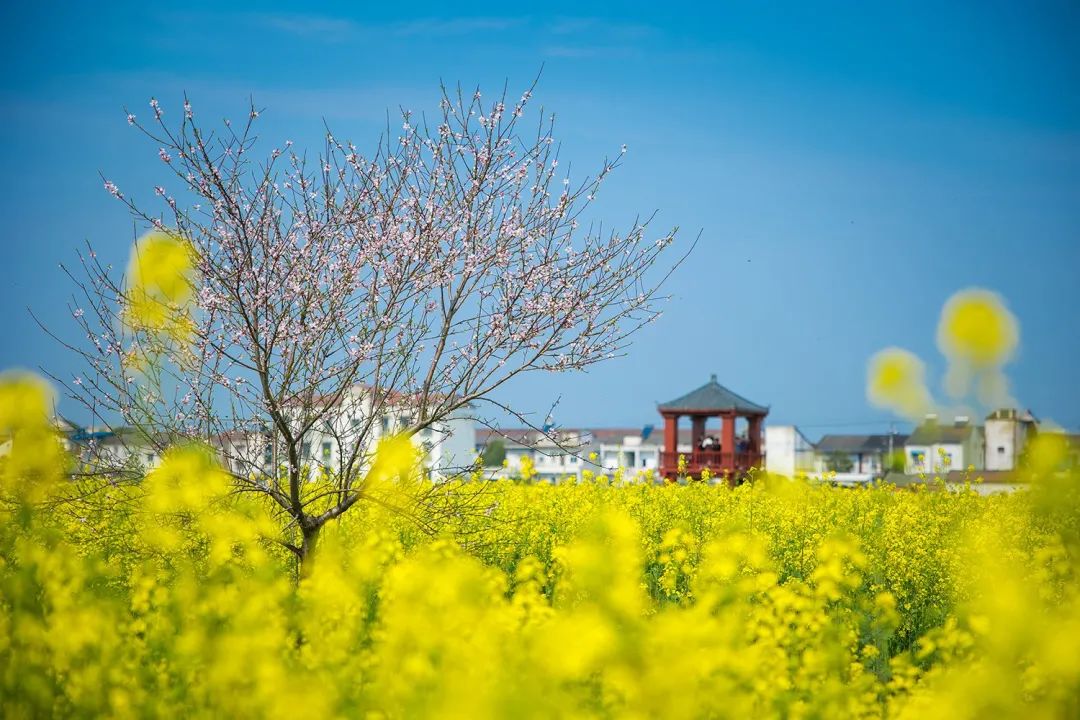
[{"x1": 1, "y1": 1, "x2": 1078, "y2": 435}]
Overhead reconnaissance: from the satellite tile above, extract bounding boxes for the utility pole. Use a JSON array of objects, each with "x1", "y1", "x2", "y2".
[{"x1": 888, "y1": 421, "x2": 896, "y2": 475}]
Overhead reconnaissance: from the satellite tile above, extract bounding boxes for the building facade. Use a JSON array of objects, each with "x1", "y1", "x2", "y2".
[
  {"x1": 904, "y1": 415, "x2": 984, "y2": 474},
  {"x1": 276, "y1": 385, "x2": 476, "y2": 481},
  {"x1": 475, "y1": 427, "x2": 665, "y2": 483},
  {"x1": 763, "y1": 425, "x2": 816, "y2": 477},
  {"x1": 475, "y1": 428, "x2": 592, "y2": 482},
  {"x1": 50, "y1": 384, "x2": 476, "y2": 483},
  {"x1": 984, "y1": 408, "x2": 1038, "y2": 471},
  {"x1": 814, "y1": 433, "x2": 907, "y2": 483}
]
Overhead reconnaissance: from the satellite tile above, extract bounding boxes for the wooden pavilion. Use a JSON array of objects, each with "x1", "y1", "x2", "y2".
[{"x1": 658, "y1": 374, "x2": 768, "y2": 482}]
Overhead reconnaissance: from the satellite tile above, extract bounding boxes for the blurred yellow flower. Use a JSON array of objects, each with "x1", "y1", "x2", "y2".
[
  {"x1": 143, "y1": 444, "x2": 230, "y2": 515},
  {"x1": 0, "y1": 371, "x2": 54, "y2": 434},
  {"x1": 866, "y1": 347, "x2": 934, "y2": 420},
  {"x1": 937, "y1": 288, "x2": 1018, "y2": 367},
  {"x1": 368, "y1": 432, "x2": 418, "y2": 484},
  {"x1": 124, "y1": 230, "x2": 196, "y2": 343}
]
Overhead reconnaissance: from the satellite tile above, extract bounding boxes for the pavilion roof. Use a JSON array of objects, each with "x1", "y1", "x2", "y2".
[{"x1": 658, "y1": 375, "x2": 768, "y2": 415}]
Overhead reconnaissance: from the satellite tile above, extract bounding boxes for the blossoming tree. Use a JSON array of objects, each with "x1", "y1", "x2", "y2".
[{"x1": 59, "y1": 83, "x2": 682, "y2": 561}]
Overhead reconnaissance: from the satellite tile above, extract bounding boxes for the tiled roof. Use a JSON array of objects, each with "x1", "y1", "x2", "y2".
[
  {"x1": 986, "y1": 408, "x2": 1039, "y2": 423},
  {"x1": 906, "y1": 420, "x2": 977, "y2": 445},
  {"x1": 590, "y1": 428, "x2": 664, "y2": 445},
  {"x1": 658, "y1": 375, "x2": 768, "y2": 414},
  {"x1": 477, "y1": 425, "x2": 738, "y2": 448},
  {"x1": 281, "y1": 383, "x2": 470, "y2": 409},
  {"x1": 474, "y1": 428, "x2": 591, "y2": 449},
  {"x1": 816, "y1": 434, "x2": 908, "y2": 454}
]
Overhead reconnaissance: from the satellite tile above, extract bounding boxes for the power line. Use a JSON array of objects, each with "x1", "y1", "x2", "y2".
[{"x1": 785, "y1": 419, "x2": 907, "y2": 429}]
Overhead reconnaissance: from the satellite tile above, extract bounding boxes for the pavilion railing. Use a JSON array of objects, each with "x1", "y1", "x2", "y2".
[{"x1": 658, "y1": 450, "x2": 763, "y2": 472}]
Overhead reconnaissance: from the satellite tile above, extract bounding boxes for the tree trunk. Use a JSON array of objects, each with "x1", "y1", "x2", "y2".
[{"x1": 298, "y1": 523, "x2": 321, "y2": 578}]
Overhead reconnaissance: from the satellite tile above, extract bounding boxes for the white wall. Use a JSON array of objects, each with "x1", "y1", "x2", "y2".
[
  {"x1": 427, "y1": 409, "x2": 477, "y2": 479},
  {"x1": 279, "y1": 386, "x2": 477, "y2": 482},
  {"x1": 906, "y1": 442, "x2": 965, "y2": 473},
  {"x1": 905, "y1": 444, "x2": 930, "y2": 474},
  {"x1": 500, "y1": 441, "x2": 587, "y2": 483},
  {"x1": 985, "y1": 417, "x2": 1032, "y2": 471},
  {"x1": 600, "y1": 438, "x2": 659, "y2": 471},
  {"x1": 765, "y1": 425, "x2": 815, "y2": 476}
]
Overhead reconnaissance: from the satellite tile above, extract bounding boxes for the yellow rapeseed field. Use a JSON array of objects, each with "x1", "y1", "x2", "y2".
[{"x1": 2, "y1": 375, "x2": 1079, "y2": 719}]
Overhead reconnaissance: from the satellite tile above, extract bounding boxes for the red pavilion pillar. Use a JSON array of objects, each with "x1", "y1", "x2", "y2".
[
  {"x1": 721, "y1": 412, "x2": 736, "y2": 472},
  {"x1": 748, "y1": 416, "x2": 762, "y2": 453},
  {"x1": 663, "y1": 414, "x2": 678, "y2": 477},
  {"x1": 748, "y1": 415, "x2": 763, "y2": 469}
]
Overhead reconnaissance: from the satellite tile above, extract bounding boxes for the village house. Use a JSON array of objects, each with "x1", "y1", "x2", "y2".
[
  {"x1": 272, "y1": 384, "x2": 476, "y2": 481},
  {"x1": 474, "y1": 427, "x2": 593, "y2": 482},
  {"x1": 763, "y1": 427, "x2": 905, "y2": 483},
  {"x1": 38, "y1": 383, "x2": 476, "y2": 482},
  {"x1": 984, "y1": 408, "x2": 1039, "y2": 471},
  {"x1": 904, "y1": 415, "x2": 984, "y2": 474},
  {"x1": 475, "y1": 426, "x2": 673, "y2": 483},
  {"x1": 814, "y1": 432, "x2": 907, "y2": 483},
  {"x1": 763, "y1": 425, "x2": 816, "y2": 477}
]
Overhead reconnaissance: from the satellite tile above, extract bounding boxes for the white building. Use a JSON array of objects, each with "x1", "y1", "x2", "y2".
[
  {"x1": 591, "y1": 428, "x2": 662, "y2": 473},
  {"x1": 277, "y1": 384, "x2": 477, "y2": 482},
  {"x1": 904, "y1": 415, "x2": 984, "y2": 474},
  {"x1": 813, "y1": 432, "x2": 906, "y2": 483},
  {"x1": 764, "y1": 425, "x2": 816, "y2": 477},
  {"x1": 52, "y1": 383, "x2": 476, "y2": 483},
  {"x1": 476, "y1": 428, "x2": 592, "y2": 482},
  {"x1": 984, "y1": 408, "x2": 1038, "y2": 471},
  {"x1": 475, "y1": 426, "x2": 664, "y2": 483}
]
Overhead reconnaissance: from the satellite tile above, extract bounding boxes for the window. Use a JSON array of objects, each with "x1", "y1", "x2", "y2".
[
  {"x1": 301, "y1": 442, "x2": 311, "y2": 461},
  {"x1": 263, "y1": 445, "x2": 273, "y2": 467},
  {"x1": 322, "y1": 442, "x2": 332, "y2": 464},
  {"x1": 145, "y1": 453, "x2": 155, "y2": 465},
  {"x1": 399, "y1": 415, "x2": 413, "y2": 431},
  {"x1": 380, "y1": 416, "x2": 390, "y2": 434},
  {"x1": 350, "y1": 417, "x2": 361, "y2": 431},
  {"x1": 998, "y1": 446, "x2": 1006, "y2": 454}
]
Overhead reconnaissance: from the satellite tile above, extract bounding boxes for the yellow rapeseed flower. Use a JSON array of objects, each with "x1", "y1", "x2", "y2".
[
  {"x1": 124, "y1": 230, "x2": 196, "y2": 343},
  {"x1": 866, "y1": 347, "x2": 934, "y2": 420},
  {"x1": 937, "y1": 288, "x2": 1018, "y2": 368},
  {"x1": 365, "y1": 433, "x2": 419, "y2": 491}
]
